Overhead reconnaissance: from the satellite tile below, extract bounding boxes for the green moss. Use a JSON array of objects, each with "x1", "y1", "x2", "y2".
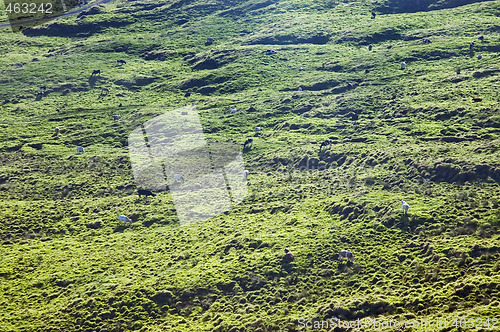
[{"x1": 0, "y1": 0, "x2": 500, "y2": 330}]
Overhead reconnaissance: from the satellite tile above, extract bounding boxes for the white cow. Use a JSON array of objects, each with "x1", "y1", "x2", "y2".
[
  {"x1": 173, "y1": 174, "x2": 184, "y2": 183},
  {"x1": 401, "y1": 200, "x2": 410, "y2": 214},
  {"x1": 77, "y1": 146, "x2": 85, "y2": 153},
  {"x1": 118, "y1": 214, "x2": 132, "y2": 223}
]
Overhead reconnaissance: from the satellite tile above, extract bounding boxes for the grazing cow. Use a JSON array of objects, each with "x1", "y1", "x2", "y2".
[
  {"x1": 55, "y1": 127, "x2": 60, "y2": 133},
  {"x1": 184, "y1": 92, "x2": 191, "y2": 97},
  {"x1": 266, "y1": 49, "x2": 277, "y2": 55},
  {"x1": 472, "y1": 97, "x2": 482, "y2": 102},
  {"x1": 478, "y1": 35, "x2": 484, "y2": 41},
  {"x1": 477, "y1": 53, "x2": 483, "y2": 60},
  {"x1": 101, "y1": 87, "x2": 110, "y2": 95},
  {"x1": 297, "y1": 87, "x2": 303, "y2": 91},
  {"x1": 76, "y1": 146, "x2": 85, "y2": 153},
  {"x1": 243, "y1": 138, "x2": 253, "y2": 149},
  {"x1": 113, "y1": 115, "x2": 121, "y2": 121},
  {"x1": 254, "y1": 126, "x2": 262, "y2": 133},
  {"x1": 230, "y1": 107, "x2": 237, "y2": 114},
  {"x1": 91, "y1": 69, "x2": 101, "y2": 76},
  {"x1": 371, "y1": 11, "x2": 376, "y2": 19},
  {"x1": 469, "y1": 41, "x2": 475, "y2": 49},
  {"x1": 117, "y1": 59, "x2": 126, "y2": 65},
  {"x1": 339, "y1": 250, "x2": 354, "y2": 262},
  {"x1": 422, "y1": 38, "x2": 432, "y2": 44},
  {"x1": 387, "y1": 45, "x2": 392, "y2": 49},
  {"x1": 173, "y1": 173, "x2": 184, "y2": 183},
  {"x1": 368, "y1": 44, "x2": 373, "y2": 51},
  {"x1": 243, "y1": 169, "x2": 250, "y2": 181},
  {"x1": 400, "y1": 61, "x2": 406, "y2": 69},
  {"x1": 118, "y1": 214, "x2": 132, "y2": 223},
  {"x1": 206, "y1": 37, "x2": 215, "y2": 45},
  {"x1": 40, "y1": 85, "x2": 46, "y2": 91},
  {"x1": 401, "y1": 200, "x2": 410, "y2": 214},
  {"x1": 138, "y1": 189, "x2": 155, "y2": 197},
  {"x1": 299, "y1": 66, "x2": 303, "y2": 71},
  {"x1": 319, "y1": 139, "x2": 332, "y2": 150},
  {"x1": 284, "y1": 248, "x2": 294, "y2": 262}
]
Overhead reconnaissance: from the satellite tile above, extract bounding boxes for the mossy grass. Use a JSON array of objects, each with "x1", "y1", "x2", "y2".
[{"x1": 0, "y1": 0, "x2": 499, "y2": 330}]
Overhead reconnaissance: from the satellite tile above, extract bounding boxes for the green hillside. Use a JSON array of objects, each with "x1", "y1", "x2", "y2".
[{"x1": 0, "y1": 0, "x2": 499, "y2": 331}]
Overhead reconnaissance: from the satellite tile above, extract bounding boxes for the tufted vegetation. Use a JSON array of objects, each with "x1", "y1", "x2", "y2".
[{"x1": 0, "y1": 0, "x2": 499, "y2": 331}]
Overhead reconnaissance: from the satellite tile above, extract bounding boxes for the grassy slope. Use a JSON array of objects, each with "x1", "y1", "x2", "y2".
[{"x1": 0, "y1": 0, "x2": 499, "y2": 331}]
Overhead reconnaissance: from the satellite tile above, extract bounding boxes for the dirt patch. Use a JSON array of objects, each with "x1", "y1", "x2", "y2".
[
  {"x1": 472, "y1": 69, "x2": 500, "y2": 79},
  {"x1": 375, "y1": 0, "x2": 496, "y2": 13},
  {"x1": 219, "y1": 0, "x2": 277, "y2": 17},
  {"x1": 178, "y1": 78, "x2": 208, "y2": 90},
  {"x1": 115, "y1": 77, "x2": 156, "y2": 89},
  {"x1": 292, "y1": 104, "x2": 313, "y2": 115},
  {"x1": 142, "y1": 49, "x2": 179, "y2": 61},
  {"x1": 23, "y1": 19, "x2": 134, "y2": 37},
  {"x1": 183, "y1": 50, "x2": 238, "y2": 70},
  {"x1": 326, "y1": 201, "x2": 366, "y2": 221},
  {"x1": 335, "y1": 28, "x2": 402, "y2": 45},
  {"x1": 245, "y1": 32, "x2": 330, "y2": 45},
  {"x1": 416, "y1": 162, "x2": 500, "y2": 183},
  {"x1": 406, "y1": 49, "x2": 459, "y2": 61}
]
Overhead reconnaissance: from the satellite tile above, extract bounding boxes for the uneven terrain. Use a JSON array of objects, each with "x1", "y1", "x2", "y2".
[{"x1": 0, "y1": 0, "x2": 499, "y2": 331}]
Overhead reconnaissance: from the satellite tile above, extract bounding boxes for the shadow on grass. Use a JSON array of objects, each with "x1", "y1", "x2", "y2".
[
  {"x1": 337, "y1": 261, "x2": 353, "y2": 272},
  {"x1": 113, "y1": 224, "x2": 129, "y2": 233},
  {"x1": 143, "y1": 219, "x2": 155, "y2": 227},
  {"x1": 88, "y1": 75, "x2": 99, "y2": 88},
  {"x1": 281, "y1": 259, "x2": 296, "y2": 273}
]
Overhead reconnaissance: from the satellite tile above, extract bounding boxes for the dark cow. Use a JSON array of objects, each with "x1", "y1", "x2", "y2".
[
  {"x1": 339, "y1": 250, "x2": 354, "y2": 262},
  {"x1": 91, "y1": 69, "x2": 101, "y2": 76},
  {"x1": 284, "y1": 248, "x2": 294, "y2": 262},
  {"x1": 243, "y1": 138, "x2": 253, "y2": 149},
  {"x1": 117, "y1": 60, "x2": 127, "y2": 65},
  {"x1": 138, "y1": 189, "x2": 156, "y2": 198},
  {"x1": 319, "y1": 139, "x2": 332, "y2": 150}
]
